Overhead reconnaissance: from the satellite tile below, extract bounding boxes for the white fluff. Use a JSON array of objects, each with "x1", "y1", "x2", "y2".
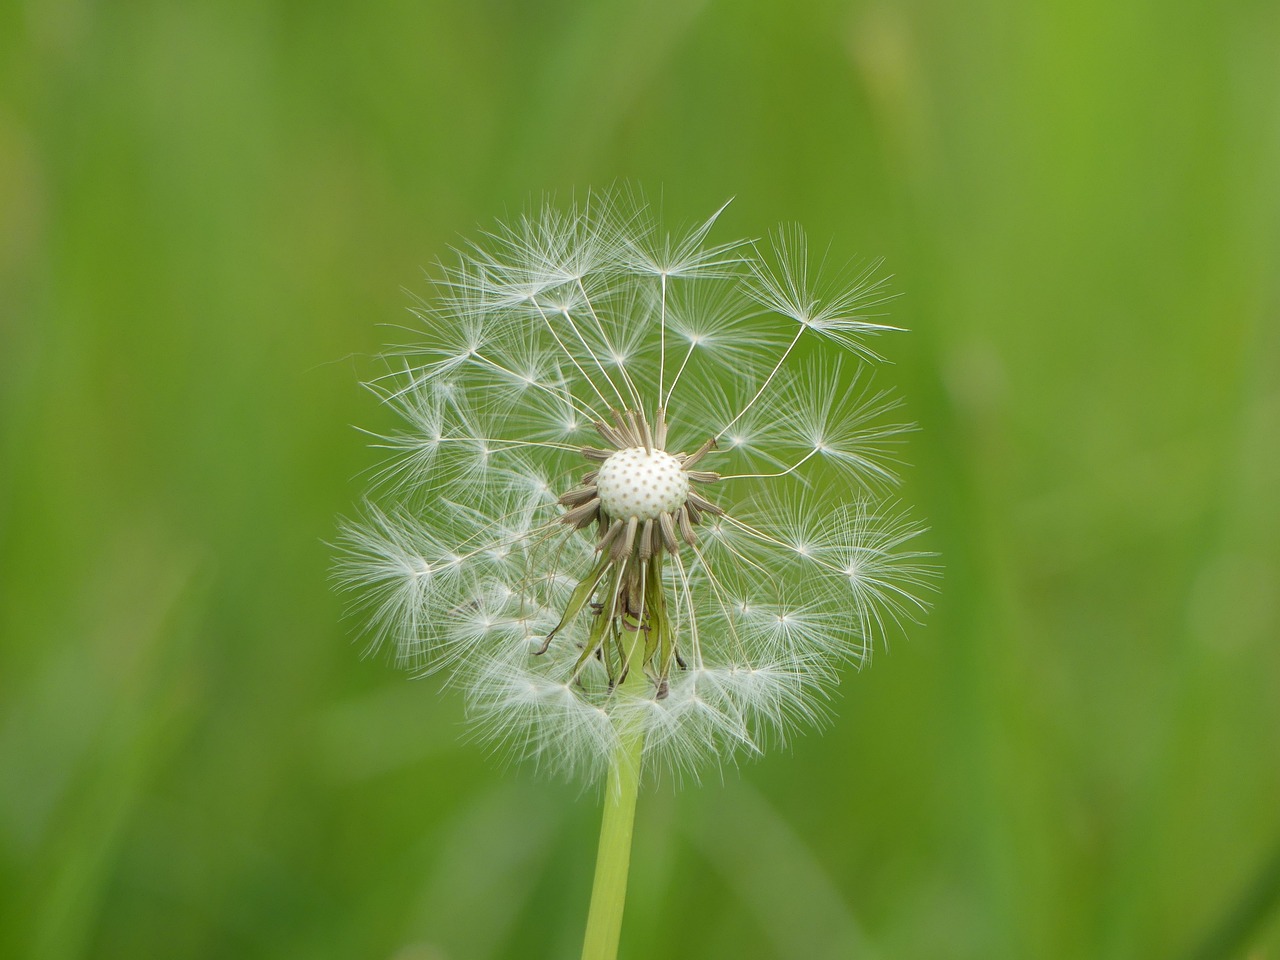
[{"x1": 335, "y1": 189, "x2": 935, "y2": 782}]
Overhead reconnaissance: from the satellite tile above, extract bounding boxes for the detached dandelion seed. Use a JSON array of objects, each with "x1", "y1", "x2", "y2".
[{"x1": 334, "y1": 190, "x2": 935, "y2": 960}]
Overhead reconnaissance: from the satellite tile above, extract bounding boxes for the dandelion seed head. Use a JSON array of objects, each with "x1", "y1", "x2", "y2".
[{"x1": 335, "y1": 189, "x2": 935, "y2": 782}]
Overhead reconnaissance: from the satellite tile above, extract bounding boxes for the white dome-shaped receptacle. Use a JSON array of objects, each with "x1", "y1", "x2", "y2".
[{"x1": 595, "y1": 447, "x2": 689, "y2": 521}]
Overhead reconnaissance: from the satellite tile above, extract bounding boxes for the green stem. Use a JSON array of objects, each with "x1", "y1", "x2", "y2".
[{"x1": 581, "y1": 635, "x2": 647, "y2": 960}]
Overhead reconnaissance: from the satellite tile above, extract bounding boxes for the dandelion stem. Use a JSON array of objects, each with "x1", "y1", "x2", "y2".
[
  {"x1": 580, "y1": 733, "x2": 643, "y2": 960},
  {"x1": 581, "y1": 633, "x2": 647, "y2": 960}
]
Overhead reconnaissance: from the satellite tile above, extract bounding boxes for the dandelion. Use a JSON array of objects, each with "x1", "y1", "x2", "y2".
[{"x1": 335, "y1": 190, "x2": 934, "y2": 960}]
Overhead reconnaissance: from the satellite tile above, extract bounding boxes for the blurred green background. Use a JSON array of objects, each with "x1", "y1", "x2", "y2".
[{"x1": 2, "y1": 0, "x2": 1278, "y2": 957}]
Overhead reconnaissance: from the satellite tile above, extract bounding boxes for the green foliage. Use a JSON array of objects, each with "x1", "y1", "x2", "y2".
[{"x1": 2, "y1": 1, "x2": 1278, "y2": 957}]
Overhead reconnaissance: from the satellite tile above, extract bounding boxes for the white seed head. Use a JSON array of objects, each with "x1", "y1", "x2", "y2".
[
  {"x1": 336, "y1": 189, "x2": 935, "y2": 782},
  {"x1": 595, "y1": 447, "x2": 689, "y2": 521}
]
